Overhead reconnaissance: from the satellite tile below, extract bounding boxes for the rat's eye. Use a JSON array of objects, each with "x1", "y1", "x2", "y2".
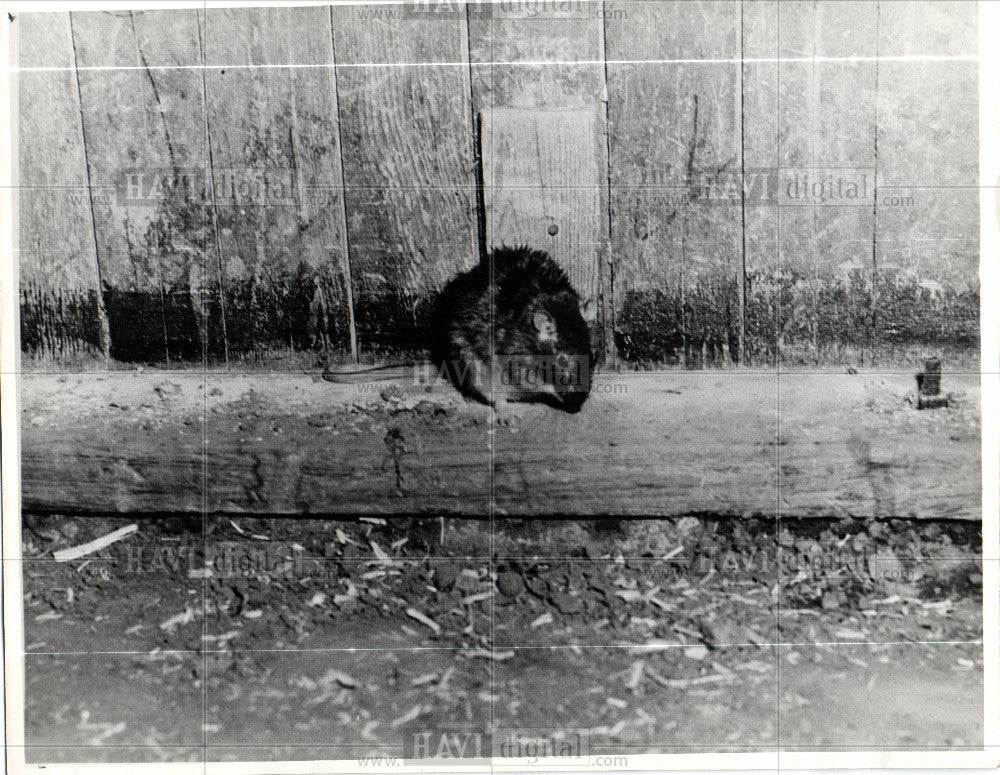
[{"x1": 556, "y1": 353, "x2": 570, "y2": 368}]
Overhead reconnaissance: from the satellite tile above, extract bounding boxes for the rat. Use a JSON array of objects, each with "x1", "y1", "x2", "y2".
[
  {"x1": 323, "y1": 246, "x2": 596, "y2": 415},
  {"x1": 431, "y1": 245, "x2": 596, "y2": 414}
]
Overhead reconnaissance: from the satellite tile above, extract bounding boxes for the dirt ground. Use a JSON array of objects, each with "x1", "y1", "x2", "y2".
[
  {"x1": 19, "y1": 513, "x2": 983, "y2": 764},
  {"x1": 15, "y1": 368, "x2": 985, "y2": 764}
]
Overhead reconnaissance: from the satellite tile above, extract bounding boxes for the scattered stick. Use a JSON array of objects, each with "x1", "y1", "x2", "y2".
[
  {"x1": 320, "y1": 669, "x2": 359, "y2": 689},
  {"x1": 625, "y1": 660, "x2": 645, "y2": 692},
  {"x1": 462, "y1": 648, "x2": 515, "y2": 661},
  {"x1": 406, "y1": 607, "x2": 442, "y2": 634},
  {"x1": 53, "y1": 524, "x2": 138, "y2": 562},
  {"x1": 410, "y1": 672, "x2": 439, "y2": 687},
  {"x1": 459, "y1": 592, "x2": 491, "y2": 607},
  {"x1": 645, "y1": 667, "x2": 735, "y2": 689},
  {"x1": 159, "y1": 607, "x2": 196, "y2": 631},
  {"x1": 530, "y1": 612, "x2": 554, "y2": 629},
  {"x1": 390, "y1": 705, "x2": 422, "y2": 728}
]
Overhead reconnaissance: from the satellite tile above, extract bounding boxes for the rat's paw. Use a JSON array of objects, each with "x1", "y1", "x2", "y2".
[{"x1": 489, "y1": 400, "x2": 525, "y2": 426}]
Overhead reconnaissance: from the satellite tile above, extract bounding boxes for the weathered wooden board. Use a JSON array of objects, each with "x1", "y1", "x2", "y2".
[
  {"x1": 605, "y1": 1, "x2": 743, "y2": 366},
  {"x1": 738, "y1": 1, "x2": 779, "y2": 363},
  {"x1": 70, "y1": 9, "x2": 217, "y2": 363},
  {"x1": 481, "y1": 109, "x2": 601, "y2": 303},
  {"x1": 469, "y1": 7, "x2": 608, "y2": 314},
  {"x1": 878, "y1": 0, "x2": 978, "y2": 57},
  {"x1": 874, "y1": 1, "x2": 979, "y2": 359},
  {"x1": 20, "y1": 372, "x2": 981, "y2": 519},
  {"x1": 741, "y1": 1, "x2": 979, "y2": 365},
  {"x1": 742, "y1": 2, "x2": 881, "y2": 365},
  {"x1": 202, "y1": 6, "x2": 353, "y2": 361},
  {"x1": 774, "y1": 1, "x2": 878, "y2": 365},
  {"x1": 17, "y1": 12, "x2": 109, "y2": 363},
  {"x1": 331, "y1": 6, "x2": 478, "y2": 355}
]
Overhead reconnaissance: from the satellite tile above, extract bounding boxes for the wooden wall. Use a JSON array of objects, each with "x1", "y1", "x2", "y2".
[{"x1": 15, "y1": 1, "x2": 979, "y2": 368}]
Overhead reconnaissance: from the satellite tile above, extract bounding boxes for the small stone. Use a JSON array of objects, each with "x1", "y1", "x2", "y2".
[
  {"x1": 701, "y1": 620, "x2": 745, "y2": 648},
  {"x1": 550, "y1": 592, "x2": 582, "y2": 614},
  {"x1": 414, "y1": 400, "x2": 436, "y2": 416},
  {"x1": 434, "y1": 563, "x2": 458, "y2": 591},
  {"x1": 455, "y1": 568, "x2": 481, "y2": 592},
  {"x1": 154, "y1": 381, "x2": 182, "y2": 397},
  {"x1": 684, "y1": 645, "x2": 710, "y2": 660},
  {"x1": 497, "y1": 571, "x2": 525, "y2": 599},
  {"x1": 380, "y1": 384, "x2": 404, "y2": 402},
  {"x1": 867, "y1": 549, "x2": 905, "y2": 584}
]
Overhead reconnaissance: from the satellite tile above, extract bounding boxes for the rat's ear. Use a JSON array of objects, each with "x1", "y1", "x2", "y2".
[
  {"x1": 579, "y1": 297, "x2": 598, "y2": 324},
  {"x1": 533, "y1": 310, "x2": 556, "y2": 339}
]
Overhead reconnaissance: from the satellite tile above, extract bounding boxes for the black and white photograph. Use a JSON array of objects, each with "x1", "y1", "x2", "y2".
[{"x1": 2, "y1": 0, "x2": 997, "y2": 771}]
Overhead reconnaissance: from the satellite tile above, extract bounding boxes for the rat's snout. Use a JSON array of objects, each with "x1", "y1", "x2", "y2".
[
  {"x1": 557, "y1": 389, "x2": 589, "y2": 413},
  {"x1": 550, "y1": 355, "x2": 591, "y2": 412}
]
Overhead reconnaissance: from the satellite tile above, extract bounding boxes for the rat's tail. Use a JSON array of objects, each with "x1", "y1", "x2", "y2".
[{"x1": 321, "y1": 362, "x2": 418, "y2": 383}]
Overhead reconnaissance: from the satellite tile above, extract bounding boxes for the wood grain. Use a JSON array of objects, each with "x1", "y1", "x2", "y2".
[
  {"x1": 70, "y1": 9, "x2": 216, "y2": 363},
  {"x1": 17, "y1": 12, "x2": 108, "y2": 362},
  {"x1": 873, "y1": 3, "x2": 978, "y2": 358},
  {"x1": 481, "y1": 108, "x2": 601, "y2": 299},
  {"x1": 774, "y1": 1, "x2": 878, "y2": 364},
  {"x1": 20, "y1": 372, "x2": 981, "y2": 519},
  {"x1": 202, "y1": 6, "x2": 353, "y2": 360},
  {"x1": 605, "y1": 1, "x2": 743, "y2": 365},
  {"x1": 331, "y1": 6, "x2": 478, "y2": 355},
  {"x1": 469, "y1": 6, "x2": 608, "y2": 323}
]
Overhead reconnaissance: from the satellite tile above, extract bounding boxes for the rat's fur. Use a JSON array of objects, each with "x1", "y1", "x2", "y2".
[{"x1": 430, "y1": 246, "x2": 594, "y2": 413}]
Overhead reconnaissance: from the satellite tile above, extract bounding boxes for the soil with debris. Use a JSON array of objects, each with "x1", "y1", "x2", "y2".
[{"x1": 21, "y1": 513, "x2": 983, "y2": 763}]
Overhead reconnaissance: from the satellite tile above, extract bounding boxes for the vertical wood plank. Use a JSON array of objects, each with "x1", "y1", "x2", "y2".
[
  {"x1": 606, "y1": 0, "x2": 742, "y2": 366},
  {"x1": 774, "y1": 1, "x2": 878, "y2": 365},
  {"x1": 469, "y1": 5, "x2": 608, "y2": 354},
  {"x1": 741, "y1": 0, "x2": 779, "y2": 364},
  {"x1": 17, "y1": 12, "x2": 108, "y2": 365},
  {"x1": 202, "y1": 6, "x2": 353, "y2": 363},
  {"x1": 873, "y1": 1, "x2": 979, "y2": 362},
  {"x1": 480, "y1": 108, "x2": 601, "y2": 297},
  {"x1": 742, "y1": 0, "x2": 977, "y2": 366},
  {"x1": 597, "y1": 3, "x2": 617, "y2": 366},
  {"x1": 331, "y1": 5, "x2": 477, "y2": 356},
  {"x1": 71, "y1": 9, "x2": 214, "y2": 364}
]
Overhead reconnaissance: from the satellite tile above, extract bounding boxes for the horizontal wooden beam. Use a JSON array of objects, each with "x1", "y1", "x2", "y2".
[{"x1": 20, "y1": 371, "x2": 980, "y2": 519}]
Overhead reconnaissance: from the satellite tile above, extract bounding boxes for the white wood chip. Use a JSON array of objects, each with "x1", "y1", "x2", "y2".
[
  {"x1": 406, "y1": 607, "x2": 441, "y2": 634},
  {"x1": 390, "y1": 705, "x2": 422, "y2": 728},
  {"x1": 53, "y1": 524, "x2": 138, "y2": 562}
]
